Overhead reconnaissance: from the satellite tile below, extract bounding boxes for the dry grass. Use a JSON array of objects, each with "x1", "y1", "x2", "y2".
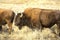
[{"x1": 0, "y1": 24, "x2": 60, "y2": 40}]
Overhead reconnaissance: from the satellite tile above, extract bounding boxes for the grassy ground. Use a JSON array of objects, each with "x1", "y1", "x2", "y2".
[{"x1": 0, "y1": 24, "x2": 60, "y2": 40}]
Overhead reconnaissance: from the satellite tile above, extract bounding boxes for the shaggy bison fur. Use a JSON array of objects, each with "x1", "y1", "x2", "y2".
[{"x1": 15, "y1": 8, "x2": 60, "y2": 35}]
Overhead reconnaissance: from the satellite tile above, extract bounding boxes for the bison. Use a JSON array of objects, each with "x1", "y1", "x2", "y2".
[
  {"x1": 15, "y1": 8, "x2": 60, "y2": 35},
  {"x1": 0, "y1": 8, "x2": 15, "y2": 34}
]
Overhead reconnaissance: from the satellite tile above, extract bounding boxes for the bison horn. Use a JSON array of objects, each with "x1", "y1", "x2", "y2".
[{"x1": 20, "y1": 13, "x2": 23, "y2": 17}]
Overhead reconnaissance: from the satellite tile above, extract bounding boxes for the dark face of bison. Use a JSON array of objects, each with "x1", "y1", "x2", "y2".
[
  {"x1": 15, "y1": 13, "x2": 31, "y2": 29},
  {"x1": 15, "y1": 13, "x2": 22, "y2": 25},
  {"x1": 15, "y1": 13, "x2": 24, "y2": 29}
]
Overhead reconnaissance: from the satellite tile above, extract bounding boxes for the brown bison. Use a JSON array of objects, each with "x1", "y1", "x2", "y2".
[
  {"x1": 15, "y1": 8, "x2": 60, "y2": 35},
  {"x1": 0, "y1": 8, "x2": 15, "y2": 34}
]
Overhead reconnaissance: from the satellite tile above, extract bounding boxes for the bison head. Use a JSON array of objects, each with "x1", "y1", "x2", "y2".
[
  {"x1": 15, "y1": 13, "x2": 23, "y2": 25},
  {"x1": 15, "y1": 13, "x2": 25, "y2": 29},
  {"x1": 15, "y1": 12, "x2": 31, "y2": 29}
]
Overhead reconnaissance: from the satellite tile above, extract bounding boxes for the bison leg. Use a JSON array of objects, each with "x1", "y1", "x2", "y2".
[
  {"x1": 36, "y1": 22, "x2": 42, "y2": 32},
  {"x1": 8, "y1": 22, "x2": 12, "y2": 34},
  {"x1": 31, "y1": 20, "x2": 42, "y2": 31},
  {"x1": 5, "y1": 19, "x2": 12, "y2": 34},
  {"x1": 0, "y1": 26, "x2": 2, "y2": 31},
  {"x1": 56, "y1": 21, "x2": 60, "y2": 36}
]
